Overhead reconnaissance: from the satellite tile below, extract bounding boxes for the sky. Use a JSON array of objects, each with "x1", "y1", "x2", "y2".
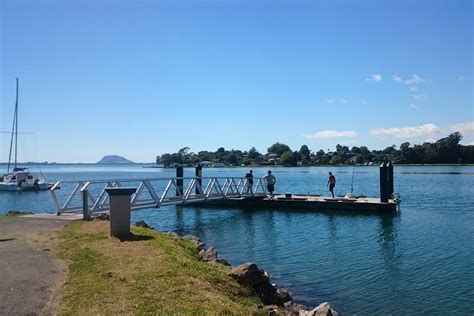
[{"x1": 0, "y1": 0, "x2": 473, "y2": 163}]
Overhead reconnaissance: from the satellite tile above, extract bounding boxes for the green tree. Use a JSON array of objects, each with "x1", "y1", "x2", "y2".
[
  {"x1": 281, "y1": 150, "x2": 298, "y2": 166},
  {"x1": 248, "y1": 147, "x2": 260, "y2": 159},
  {"x1": 267, "y1": 142, "x2": 291, "y2": 157},
  {"x1": 329, "y1": 154, "x2": 343, "y2": 165},
  {"x1": 299, "y1": 145, "x2": 311, "y2": 162}
]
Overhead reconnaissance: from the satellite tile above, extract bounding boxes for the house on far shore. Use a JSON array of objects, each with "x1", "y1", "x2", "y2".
[
  {"x1": 199, "y1": 161, "x2": 213, "y2": 167},
  {"x1": 213, "y1": 162, "x2": 225, "y2": 167}
]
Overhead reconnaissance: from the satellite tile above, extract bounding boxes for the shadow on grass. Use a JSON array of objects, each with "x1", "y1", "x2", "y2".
[{"x1": 116, "y1": 233, "x2": 154, "y2": 242}]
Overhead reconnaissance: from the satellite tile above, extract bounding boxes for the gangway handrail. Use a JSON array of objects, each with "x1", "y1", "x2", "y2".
[{"x1": 51, "y1": 176, "x2": 268, "y2": 216}]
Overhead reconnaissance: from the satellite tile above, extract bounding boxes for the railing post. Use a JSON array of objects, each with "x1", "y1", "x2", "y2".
[
  {"x1": 105, "y1": 187, "x2": 137, "y2": 238},
  {"x1": 82, "y1": 189, "x2": 91, "y2": 221}
]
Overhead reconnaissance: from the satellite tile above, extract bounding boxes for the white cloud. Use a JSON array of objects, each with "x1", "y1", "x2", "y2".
[
  {"x1": 325, "y1": 98, "x2": 348, "y2": 104},
  {"x1": 409, "y1": 86, "x2": 418, "y2": 92},
  {"x1": 411, "y1": 93, "x2": 428, "y2": 100},
  {"x1": 404, "y1": 74, "x2": 424, "y2": 85},
  {"x1": 449, "y1": 121, "x2": 474, "y2": 134},
  {"x1": 367, "y1": 74, "x2": 382, "y2": 82},
  {"x1": 459, "y1": 75, "x2": 464, "y2": 81},
  {"x1": 392, "y1": 75, "x2": 402, "y2": 82},
  {"x1": 304, "y1": 130, "x2": 358, "y2": 139},
  {"x1": 409, "y1": 104, "x2": 419, "y2": 109},
  {"x1": 369, "y1": 123, "x2": 441, "y2": 138}
]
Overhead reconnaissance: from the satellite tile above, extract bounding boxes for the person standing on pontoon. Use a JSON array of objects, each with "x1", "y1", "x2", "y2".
[
  {"x1": 245, "y1": 170, "x2": 254, "y2": 194},
  {"x1": 327, "y1": 172, "x2": 336, "y2": 198},
  {"x1": 263, "y1": 170, "x2": 276, "y2": 198}
]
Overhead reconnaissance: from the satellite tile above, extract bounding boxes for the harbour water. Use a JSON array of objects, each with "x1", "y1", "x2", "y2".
[{"x1": 1, "y1": 165, "x2": 473, "y2": 314}]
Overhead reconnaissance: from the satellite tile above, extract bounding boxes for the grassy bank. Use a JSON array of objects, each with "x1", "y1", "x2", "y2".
[{"x1": 56, "y1": 221, "x2": 268, "y2": 315}]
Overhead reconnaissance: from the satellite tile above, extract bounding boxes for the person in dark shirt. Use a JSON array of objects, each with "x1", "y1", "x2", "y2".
[
  {"x1": 245, "y1": 170, "x2": 253, "y2": 194},
  {"x1": 327, "y1": 172, "x2": 336, "y2": 198}
]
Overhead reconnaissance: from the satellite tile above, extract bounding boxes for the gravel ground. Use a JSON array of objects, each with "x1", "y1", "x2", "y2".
[{"x1": 0, "y1": 216, "x2": 69, "y2": 315}]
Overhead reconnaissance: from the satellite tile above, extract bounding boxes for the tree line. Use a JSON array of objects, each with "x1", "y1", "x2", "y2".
[{"x1": 156, "y1": 132, "x2": 474, "y2": 167}]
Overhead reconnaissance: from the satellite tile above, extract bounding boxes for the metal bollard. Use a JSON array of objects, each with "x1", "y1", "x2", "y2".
[{"x1": 105, "y1": 187, "x2": 137, "y2": 238}]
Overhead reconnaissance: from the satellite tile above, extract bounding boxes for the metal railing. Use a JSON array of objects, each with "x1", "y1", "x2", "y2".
[{"x1": 51, "y1": 177, "x2": 267, "y2": 216}]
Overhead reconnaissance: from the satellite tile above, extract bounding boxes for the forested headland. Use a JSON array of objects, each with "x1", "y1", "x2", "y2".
[{"x1": 156, "y1": 132, "x2": 474, "y2": 167}]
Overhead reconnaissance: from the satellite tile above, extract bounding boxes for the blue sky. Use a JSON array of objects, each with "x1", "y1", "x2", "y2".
[{"x1": 1, "y1": 0, "x2": 472, "y2": 163}]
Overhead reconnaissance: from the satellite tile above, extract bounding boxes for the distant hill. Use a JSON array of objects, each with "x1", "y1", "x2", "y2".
[{"x1": 96, "y1": 155, "x2": 135, "y2": 164}]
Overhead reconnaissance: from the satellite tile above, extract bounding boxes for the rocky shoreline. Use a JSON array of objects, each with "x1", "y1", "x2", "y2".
[{"x1": 134, "y1": 220, "x2": 338, "y2": 315}]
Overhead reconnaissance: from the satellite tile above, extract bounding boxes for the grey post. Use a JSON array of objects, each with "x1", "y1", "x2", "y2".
[
  {"x1": 176, "y1": 165, "x2": 184, "y2": 196},
  {"x1": 195, "y1": 164, "x2": 202, "y2": 194},
  {"x1": 379, "y1": 162, "x2": 389, "y2": 203},
  {"x1": 105, "y1": 187, "x2": 137, "y2": 238},
  {"x1": 82, "y1": 189, "x2": 91, "y2": 221},
  {"x1": 387, "y1": 162, "x2": 394, "y2": 199}
]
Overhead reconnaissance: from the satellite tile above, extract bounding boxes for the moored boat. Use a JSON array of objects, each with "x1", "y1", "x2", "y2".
[{"x1": 0, "y1": 78, "x2": 51, "y2": 192}]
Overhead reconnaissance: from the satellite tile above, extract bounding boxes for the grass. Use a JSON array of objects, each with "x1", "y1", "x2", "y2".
[{"x1": 56, "y1": 221, "x2": 269, "y2": 315}]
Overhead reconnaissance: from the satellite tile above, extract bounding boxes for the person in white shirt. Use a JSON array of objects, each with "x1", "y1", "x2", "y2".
[{"x1": 263, "y1": 170, "x2": 276, "y2": 198}]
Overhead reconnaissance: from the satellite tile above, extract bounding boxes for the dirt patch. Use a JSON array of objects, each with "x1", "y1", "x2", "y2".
[{"x1": 0, "y1": 216, "x2": 69, "y2": 315}]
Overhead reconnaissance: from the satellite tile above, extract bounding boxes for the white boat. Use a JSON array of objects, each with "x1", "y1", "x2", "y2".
[
  {"x1": 0, "y1": 168, "x2": 49, "y2": 191},
  {"x1": 0, "y1": 78, "x2": 50, "y2": 192}
]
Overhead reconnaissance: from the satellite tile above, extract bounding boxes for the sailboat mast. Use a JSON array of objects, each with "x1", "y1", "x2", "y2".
[
  {"x1": 14, "y1": 77, "x2": 19, "y2": 169},
  {"x1": 6, "y1": 78, "x2": 19, "y2": 173}
]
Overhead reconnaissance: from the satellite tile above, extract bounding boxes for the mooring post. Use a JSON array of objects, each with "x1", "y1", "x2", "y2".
[
  {"x1": 387, "y1": 162, "x2": 394, "y2": 199},
  {"x1": 82, "y1": 189, "x2": 91, "y2": 221},
  {"x1": 195, "y1": 164, "x2": 202, "y2": 195},
  {"x1": 176, "y1": 165, "x2": 184, "y2": 196},
  {"x1": 105, "y1": 187, "x2": 137, "y2": 238},
  {"x1": 380, "y1": 162, "x2": 388, "y2": 203}
]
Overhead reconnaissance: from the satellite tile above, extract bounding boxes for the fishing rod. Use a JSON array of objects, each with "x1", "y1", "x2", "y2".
[{"x1": 350, "y1": 164, "x2": 355, "y2": 195}]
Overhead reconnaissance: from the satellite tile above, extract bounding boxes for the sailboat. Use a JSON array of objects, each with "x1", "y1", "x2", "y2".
[{"x1": 0, "y1": 78, "x2": 49, "y2": 191}]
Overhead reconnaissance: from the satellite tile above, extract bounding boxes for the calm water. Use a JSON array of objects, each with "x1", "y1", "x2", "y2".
[{"x1": 1, "y1": 165, "x2": 473, "y2": 315}]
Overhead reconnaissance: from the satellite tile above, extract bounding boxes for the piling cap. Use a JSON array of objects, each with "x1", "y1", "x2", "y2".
[{"x1": 380, "y1": 162, "x2": 387, "y2": 167}]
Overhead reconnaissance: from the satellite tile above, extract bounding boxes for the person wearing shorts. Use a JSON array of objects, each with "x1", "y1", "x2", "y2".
[{"x1": 263, "y1": 170, "x2": 276, "y2": 198}]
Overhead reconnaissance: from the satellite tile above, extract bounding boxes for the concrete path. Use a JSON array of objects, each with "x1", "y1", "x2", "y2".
[{"x1": 0, "y1": 215, "x2": 75, "y2": 315}]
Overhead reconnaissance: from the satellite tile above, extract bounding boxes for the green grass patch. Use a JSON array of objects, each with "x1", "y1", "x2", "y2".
[{"x1": 56, "y1": 221, "x2": 268, "y2": 315}]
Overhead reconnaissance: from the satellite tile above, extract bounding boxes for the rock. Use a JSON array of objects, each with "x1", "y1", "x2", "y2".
[
  {"x1": 284, "y1": 301, "x2": 309, "y2": 315},
  {"x1": 216, "y1": 258, "x2": 231, "y2": 266},
  {"x1": 276, "y1": 288, "x2": 291, "y2": 302},
  {"x1": 135, "y1": 220, "x2": 153, "y2": 229},
  {"x1": 255, "y1": 282, "x2": 292, "y2": 305},
  {"x1": 95, "y1": 213, "x2": 109, "y2": 221},
  {"x1": 183, "y1": 235, "x2": 205, "y2": 252},
  {"x1": 228, "y1": 262, "x2": 269, "y2": 286},
  {"x1": 6, "y1": 210, "x2": 34, "y2": 216},
  {"x1": 198, "y1": 246, "x2": 217, "y2": 262},
  {"x1": 229, "y1": 263, "x2": 291, "y2": 306},
  {"x1": 299, "y1": 302, "x2": 338, "y2": 316},
  {"x1": 166, "y1": 232, "x2": 180, "y2": 239},
  {"x1": 264, "y1": 304, "x2": 280, "y2": 315}
]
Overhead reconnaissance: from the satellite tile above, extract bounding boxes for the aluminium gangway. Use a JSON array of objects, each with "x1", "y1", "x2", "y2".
[{"x1": 51, "y1": 176, "x2": 268, "y2": 217}]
